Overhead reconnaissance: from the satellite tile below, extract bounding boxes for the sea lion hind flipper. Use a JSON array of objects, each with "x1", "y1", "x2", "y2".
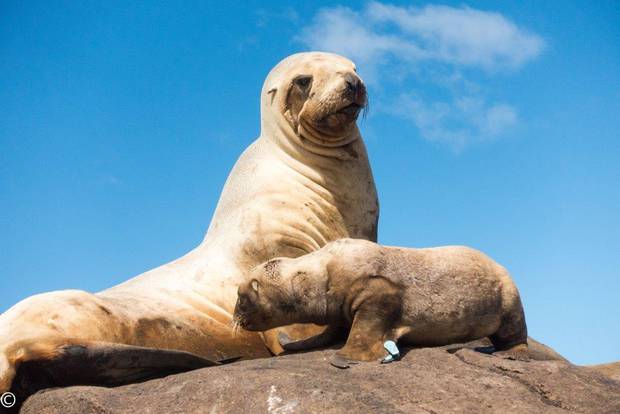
[{"x1": 11, "y1": 340, "x2": 221, "y2": 401}]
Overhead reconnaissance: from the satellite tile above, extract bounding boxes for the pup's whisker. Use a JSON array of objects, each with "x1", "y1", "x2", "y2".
[{"x1": 231, "y1": 319, "x2": 241, "y2": 338}]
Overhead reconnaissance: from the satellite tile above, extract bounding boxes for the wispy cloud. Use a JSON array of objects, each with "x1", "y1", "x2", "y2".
[
  {"x1": 391, "y1": 94, "x2": 518, "y2": 149},
  {"x1": 297, "y1": 2, "x2": 545, "y2": 149}
]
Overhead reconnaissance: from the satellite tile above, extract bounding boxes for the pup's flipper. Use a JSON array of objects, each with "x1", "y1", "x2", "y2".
[{"x1": 278, "y1": 324, "x2": 342, "y2": 352}]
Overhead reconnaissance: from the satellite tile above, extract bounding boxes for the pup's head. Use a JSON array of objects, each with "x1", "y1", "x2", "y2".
[
  {"x1": 233, "y1": 255, "x2": 329, "y2": 331},
  {"x1": 233, "y1": 259, "x2": 296, "y2": 331}
]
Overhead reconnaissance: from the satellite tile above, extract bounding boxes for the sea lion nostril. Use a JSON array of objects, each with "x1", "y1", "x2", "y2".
[
  {"x1": 343, "y1": 72, "x2": 358, "y2": 84},
  {"x1": 343, "y1": 73, "x2": 360, "y2": 94}
]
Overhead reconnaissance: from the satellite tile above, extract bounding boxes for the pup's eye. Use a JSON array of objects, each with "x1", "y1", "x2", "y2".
[
  {"x1": 294, "y1": 75, "x2": 312, "y2": 89},
  {"x1": 238, "y1": 296, "x2": 250, "y2": 310}
]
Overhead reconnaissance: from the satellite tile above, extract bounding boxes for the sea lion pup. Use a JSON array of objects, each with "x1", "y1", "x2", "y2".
[
  {"x1": 0, "y1": 52, "x2": 379, "y2": 399},
  {"x1": 233, "y1": 239, "x2": 528, "y2": 368}
]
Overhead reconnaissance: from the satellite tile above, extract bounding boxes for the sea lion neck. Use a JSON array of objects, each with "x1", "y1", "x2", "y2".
[
  {"x1": 280, "y1": 254, "x2": 331, "y2": 325},
  {"x1": 321, "y1": 249, "x2": 350, "y2": 324},
  {"x1": 260, "y1": 109, "x2": 361, "y2": 162}
]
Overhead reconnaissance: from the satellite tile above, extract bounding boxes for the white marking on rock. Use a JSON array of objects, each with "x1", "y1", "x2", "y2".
[{"x1": 267, "y1": 385, "x2": 298, "y2": 413}]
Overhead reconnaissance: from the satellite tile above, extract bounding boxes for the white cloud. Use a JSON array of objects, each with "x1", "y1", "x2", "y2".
[
  {"x1": 391, "y1": 94, "x2": 518, "y2": 150},
  {"x1": 365, "y1": 2, "x2": 544, "y2": 70},
  {"x1": 297, "y1": 2, "x2": 544, "y2": 148},
  {"x1": 299, "y1": 2, "x2": 545, "y2": 71},
  {"x1": 299, "y1": 7, "x2": 424, "y2": 66},
  {"x1": 479, "y1": 102, "x2": 518, "y2": 136}
]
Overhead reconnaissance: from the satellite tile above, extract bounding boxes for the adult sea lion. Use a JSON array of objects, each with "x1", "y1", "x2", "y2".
[
  {"x1": 0, "y1": 52, "x2": 379, "y2": 399},
  {"x1": 233, "y1": 239, "x2": 528, "y2": 368}
]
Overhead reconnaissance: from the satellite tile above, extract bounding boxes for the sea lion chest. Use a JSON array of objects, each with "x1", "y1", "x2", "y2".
[{"x1": 230, "y1": 143, "x2": 376, "y2": 266}]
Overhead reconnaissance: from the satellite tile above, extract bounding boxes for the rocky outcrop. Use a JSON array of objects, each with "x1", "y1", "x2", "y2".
[
  {"x1": 587, "y1": 361, "x2": 620, "y2": 383},
  {"x1": 19, "y1": 341, "x2": 620, "y2": 414}
]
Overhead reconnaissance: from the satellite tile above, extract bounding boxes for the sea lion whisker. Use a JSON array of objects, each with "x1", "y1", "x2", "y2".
[
  {"x1": 362, "y1": 97, "x2": 369, "y2": 121},
  {"x1": 230, "y1": 319, "x2": 240, "y2": 337}
]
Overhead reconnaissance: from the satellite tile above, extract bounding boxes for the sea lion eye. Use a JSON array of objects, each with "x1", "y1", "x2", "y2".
[{"x1": 294, "y1": 75, "x2": 312, "y2": 89}]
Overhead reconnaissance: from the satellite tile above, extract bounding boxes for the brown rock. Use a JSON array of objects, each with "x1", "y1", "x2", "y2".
[
  {"x1": 587, "y1": 361, "x2": 620, "y2": 383},
  {"x1": 19, "y1": 343, "x2": 620, "y2": 414}
]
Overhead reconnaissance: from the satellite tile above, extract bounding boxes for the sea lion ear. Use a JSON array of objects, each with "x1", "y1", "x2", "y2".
[
  {"x1": 267, "y1": 88, "x2": 277, "y2": 104},
  {"x1": 251, "y1": 279, "x2": 259, "y2": 292}
]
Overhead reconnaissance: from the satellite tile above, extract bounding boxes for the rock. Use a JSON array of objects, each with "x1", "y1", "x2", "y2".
[
  {"x1": 19, "y1": 342, "x2": 620, "y2": 414},
  {"x1": 587, "y1": 361, "x2": 620, "y2": 383}
]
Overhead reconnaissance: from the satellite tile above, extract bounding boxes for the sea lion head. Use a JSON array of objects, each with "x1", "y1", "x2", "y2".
[
  {"x1": 233, "y1": 258, "x2": 291, "y2": 331},
  {"x1": 233, "y1": 256, "x2": 328, "y2": 331},
  {"x1": 261, "y1": 52, "x2": 367, "y2": 152}
]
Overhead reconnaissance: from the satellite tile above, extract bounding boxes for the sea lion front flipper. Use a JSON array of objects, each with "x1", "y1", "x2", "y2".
[
  {"x1": 333, "y1": 294, "x2": 400, "y2": 364},
  {"x1": 10, "y1": 340, "x2": 226, "y2": 404},
  {"x1": 263, "y1": 323, "x2": 328, "y2": 355},
  {"x1": 278, "y1": 324, "x2": 342, "y2": 352}
]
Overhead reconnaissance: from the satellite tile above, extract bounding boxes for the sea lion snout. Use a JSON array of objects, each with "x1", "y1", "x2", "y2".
[
  {"x1": 341, "y1": 71, "x2": 367, "y2": 109},
  {"x1": 314, "y1": 70, "x2": 367, "y2": 132},
  {"x1": 233, "y1": 280, "x2": 260, "y2": 329},
  {"x1": 233, "y1": 277, "x2": 279, "y2": 332}
]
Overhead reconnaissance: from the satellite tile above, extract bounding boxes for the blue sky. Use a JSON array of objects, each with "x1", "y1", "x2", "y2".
[{"x1": 1, "y1": 1, "x2": 618, "y2": 365}]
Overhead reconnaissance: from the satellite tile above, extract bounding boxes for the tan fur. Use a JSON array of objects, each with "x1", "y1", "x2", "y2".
[
  {"x1": 0, "y1": 52, "x2": 379, "y2": 392},
  {"x1": 234, "y1": 239, "x2": 528, "y2": 364},
  {"x1": 0, "y1": 337, "x2": 73, "y2": 392}
]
